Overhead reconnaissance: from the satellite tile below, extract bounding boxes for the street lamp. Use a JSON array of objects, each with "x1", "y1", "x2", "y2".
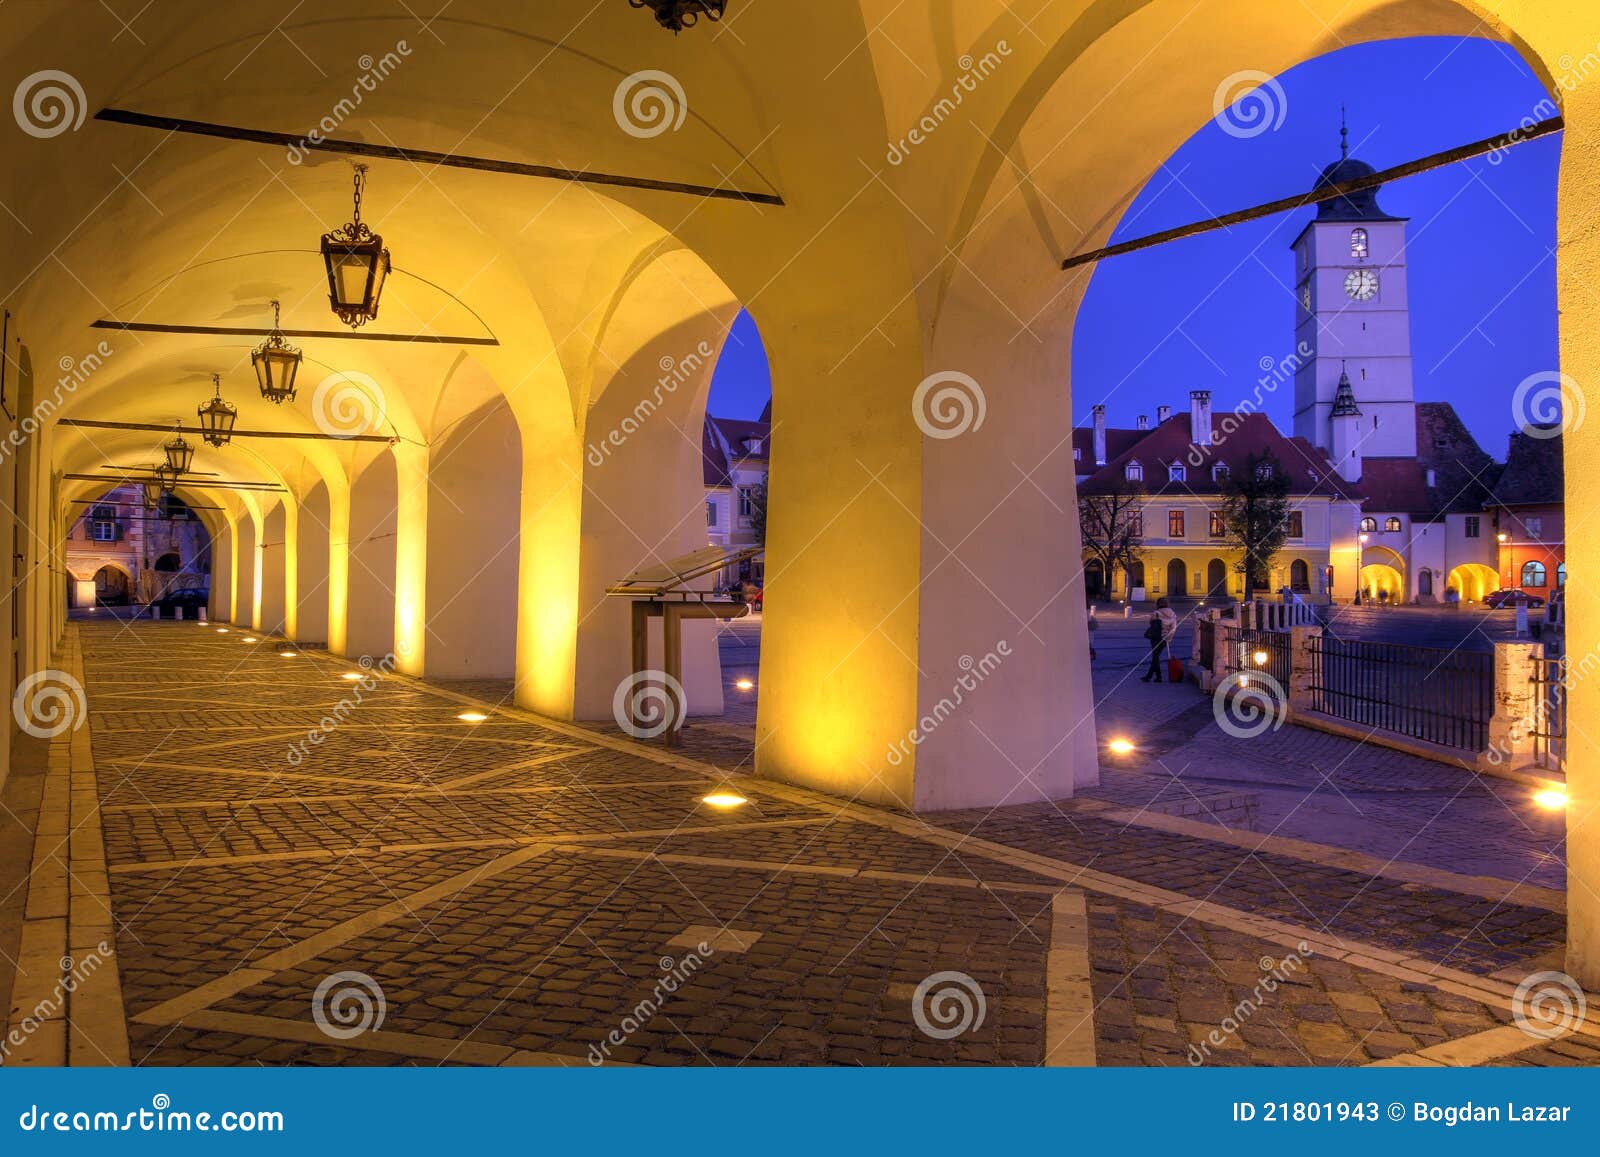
[
  {"x1": 197, "y1": 374, "x2": 238, "y2": 448},
  {"x1": 320, "y1": 164, "x2": 390, "y2": 328},
  {"x1": 251, "y1": 299, "x2": 302, "y2": 403},
  {"x1": 163, "y1": 433, "x2": 194, "y2": 475},
  {"x1": 156, "y1": 464, "x2": 179, "y2": 494},
  {"x1": 1355, "y1": 531, "x2": 1369, "y2": 604},
  {"x1": 140, "y1": 477, "x2": 161, "y2": 511}
]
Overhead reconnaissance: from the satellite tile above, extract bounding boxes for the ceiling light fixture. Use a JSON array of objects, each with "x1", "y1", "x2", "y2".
[{"x1": 321, "y1": 163, "x2": 391, "y2": 328}]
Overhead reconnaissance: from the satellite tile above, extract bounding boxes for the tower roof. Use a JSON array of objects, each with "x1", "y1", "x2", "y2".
[
  {"x1": 1313, "y1": 112, "x2": 1402, "y2": 222},
  {"x1": 1331, "y1": 366, "x2": 1362, "y2": 416}
]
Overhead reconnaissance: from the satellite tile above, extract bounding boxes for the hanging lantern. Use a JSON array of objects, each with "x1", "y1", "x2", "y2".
[
  {"x1": 197, "y1": 374, "x2": 238, "y2": 448},
  {"x1": 163, "y1": 432, "x2": 195, "y2": 475},
  {"x1": 140, "y1": 477, "x2": 161, "y2": 510},
  {"x1": 630, "y1": 0, "x2": 726, "y2": 32},
  {"x1": 156, "y1": 464, "x2": 179, "y2": 494},
  {"x1": 320, "y1": 164, "x2": 390, "y2": 328},
  {"x1": 252, "y1": 299, "x2": 302, "y2": 403}
]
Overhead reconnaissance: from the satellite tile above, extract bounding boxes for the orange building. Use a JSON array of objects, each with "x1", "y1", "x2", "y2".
[{"x1": 1486, "y1": 428, "x2": 1564, "y2": 603}]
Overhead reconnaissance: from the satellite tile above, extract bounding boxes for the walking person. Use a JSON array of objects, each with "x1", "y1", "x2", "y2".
[{"x1": 1140, "y1": 606, "x2": 1165, "y2": 682}]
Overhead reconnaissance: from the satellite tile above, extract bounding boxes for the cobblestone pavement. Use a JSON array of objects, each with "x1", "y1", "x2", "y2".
[{"x1": 15, "y1": 620, "x2": 1595, "y2": 1067}]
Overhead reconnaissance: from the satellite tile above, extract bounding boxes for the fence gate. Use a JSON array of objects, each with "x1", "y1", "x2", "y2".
[{"x1": 1529, "y1": 651, "x2": 1567, "y2": 773}]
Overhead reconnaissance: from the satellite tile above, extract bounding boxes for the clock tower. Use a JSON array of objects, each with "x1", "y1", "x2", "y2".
[{"x1": 1292, "y1": 120, "x2": 1417, "y2": 482}]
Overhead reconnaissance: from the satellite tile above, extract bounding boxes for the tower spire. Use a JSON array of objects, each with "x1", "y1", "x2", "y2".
[{"x1": 1340, "y1": 104, "x2": 1349, "y2": 160}]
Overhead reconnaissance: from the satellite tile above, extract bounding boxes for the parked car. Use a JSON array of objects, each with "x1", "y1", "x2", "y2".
[
  {"x1": 153, "y1": 587, "x2": 209, "y2": 616},
  {"x1": 1484, "y1": 589, "x2": 1545, "y2": 609}
]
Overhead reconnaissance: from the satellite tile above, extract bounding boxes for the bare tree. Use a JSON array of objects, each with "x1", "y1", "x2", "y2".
[
  {"x1": 1220, "y1": 451, "x2": 1291, "y2": 595},
  {"x1": 1078, "y1": 487, "x2": 1145, "y2": 599}
]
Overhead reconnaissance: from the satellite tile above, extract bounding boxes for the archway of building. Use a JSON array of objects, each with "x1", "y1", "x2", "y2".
[
  {"x1": 4, "y1": 2, "x2": 1600, "y2": 982},
  {"x1": 1359, "y1": 540, "x2": 1408, "y2": 603},
  {"x1": 1206, "y1": 559, "x2": 1229, "y2": 599},
  {"x1": 296, "y1": 482, "x2": 333, "y2": 648},
  {"x1": 92, "y1": 565, "x2": 131, "y2": 606},
  {"x1": 1164, "y1": 558, "x2": 1188, "y2": 597},
  {"x1": 425, "y1": 392, "x2": 521, "y2": 681},
  {"x1": 346, "y1": 450, "x2": 400, "y2": 665},
  {"x1": 257, "y1": 501, "x2": 289, "y2": 636}
]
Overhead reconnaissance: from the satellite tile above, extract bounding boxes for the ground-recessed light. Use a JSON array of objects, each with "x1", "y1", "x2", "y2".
[
  {"x1": 278, "y1": 650, "x2": 298, "y2": 658},
  {"x1": 340, "y1": 672, "x2": 363, "y2": 681},
  {"x1": 1534, "y1": 788, "x2": 1568, "y2": 811},
  {"x1": 702, "y1": 792, "x2": 748, "y2": 808},
  {"x1": 1107, "y1": 738, "x2": 1135, "y2": 756},
  {"x1": 242, "y1": 636, "x2": 257, "y2": 643},
  {"x1": 734, "y1": 678, "x2": 755, "y2": 691},
  {"x1": 216, "y1": 627, "x2": 228, "y2": 633},
  {"x1": 457, "y1": 711, "x2": 488, "y2": 723}
]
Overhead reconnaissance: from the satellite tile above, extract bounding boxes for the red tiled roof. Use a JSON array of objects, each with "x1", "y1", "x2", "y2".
[
  {"x1": 1077, "y1": 412, "x2": 1353, "y2": 498},
  {"x1": 711, "y1": 417, "x2": 771, "y2": 460},
  {"x1": 702, "y1": 421, "x2": 731, "y2": 488},
  {"x1": 1488, "y1": 427, "x2": 1562, "y2": 507}
]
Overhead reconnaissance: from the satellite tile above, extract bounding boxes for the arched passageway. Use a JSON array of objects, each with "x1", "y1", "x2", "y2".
[
  {"x1": 258, "y1": 501, "x2": 288, "y2": 636},
  {"x1": 347, "y1": 453, "x2": 399, "y2": 663},
  {"x1": 1448, "y1": 562, "x2": 1499, "y2": 602},
  {"x1": 296, "y1": 483, "x2": 332, "y2": 646}
]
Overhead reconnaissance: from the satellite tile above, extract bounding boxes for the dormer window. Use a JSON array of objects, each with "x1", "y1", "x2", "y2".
[
  {"x1": 1255, "y1": 461, "x2": 1274, "y2": 481},
  {"x1": 1351, "y1": 228, "x2": 1368, "y2": 259},
  {"x1": 744, "y1": 437, "x2": 763, "y2": 454},
  {"x1": 1168, "y1": 462, "x2": 1186, "y2": 483},
  {"x1": 1125, "y1": 460, "x2": 1143, "y2": 482},
  {"x1": 1308, "y1": 468, "x2": 1319, "y2": 482},
  {"x1": 1212, "y1": 462, "x2": 1229, "y2": 482}
]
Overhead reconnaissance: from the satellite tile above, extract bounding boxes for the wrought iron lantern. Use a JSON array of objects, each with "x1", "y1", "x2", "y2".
[
  {"x1": 163, "y1": 433, "x2": 194, "y2": 475},
  {"x1": 197, "y1": 374, "x2": 238, "y2": 448},
  {"x1": 320, "y1": 164, "x2": 390, "y2": 328},
  {"x1": 156, "y1": 464, "x2": 179, "y2": 495},
  {"x1": 140, "y1": 477, "x2": 162, "y2": 511},
  {"x1": 252, "y1": 299, "x2": 302, "y2": 403},
  {"x1": 630, "y1": 0, "x2": 726, "y2": 32}
]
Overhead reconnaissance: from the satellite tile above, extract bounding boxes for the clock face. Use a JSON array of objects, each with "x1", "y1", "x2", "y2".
[
  {"x1": 1300, "y1": 283, "x2": 1311, "y2": 311},
  {"x1": 1345, "y1": 269, "x2": 1379, "y2": 301}
]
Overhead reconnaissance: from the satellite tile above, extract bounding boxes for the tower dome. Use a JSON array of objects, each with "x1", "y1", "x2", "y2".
[{"x1": 1314, "y1": 115, "x2": 1401, "y2": 221}]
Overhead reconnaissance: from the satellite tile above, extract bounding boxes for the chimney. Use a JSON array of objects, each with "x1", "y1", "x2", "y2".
[
  {"x1": 1157, "y1": 404, "x2": 1172, "y2": 424},
  {"x1": 1190, "y1": 390, "x2": 1213, "y2": 447},
  {"x1": 1136, "y1": 414, "x2": 1148, "y2": 430},
  {"x1": 1092, "y1": 404, "x2": 1107, "y2": 465}
]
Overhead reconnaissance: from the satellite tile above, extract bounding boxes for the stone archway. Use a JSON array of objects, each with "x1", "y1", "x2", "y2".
[
  {"x1": 1166, "y1": 558, "x2": 1188, "y2": 597},
  {"x1": 1207, "y1": 558, "x2": 1228, "y2": 598},
  {"x1": 1448, "y1": 562, "x2": 1498, "y2": 603}
]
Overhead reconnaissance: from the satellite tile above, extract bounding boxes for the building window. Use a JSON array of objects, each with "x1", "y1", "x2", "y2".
[
  {"x1": 1125, "y1": 461, "x2": 1143, "y2": 482},
  {"x1": 1073, "y1": 447, "x2": 1081, "y2": 461},
  {"x1": 1212, "y1": 462, "x2": 1229, "y2": 482},
  {"x1": 1557, "y1": 563, "x2": 1567, "y2": 587},
  {"x1": 738, "y1": 488, "x2": 754, "y2": 517},
  {"x1": 1385, "y1": 516, "x2": 1402, "y2": 532},
  {"x1": 1290, "y1": 559, "x2": 1310, "y2": 591},
  {"x1": 1359, "y1": 517, "x2": 1377, "y2": 533},
  {"x1": 1286, "y1": 511, "x2": 1304, "y2": 538},
  {"x1": 1168, "y1": 510, "x2": 1185, "y2": 538},
  {"x1": 1521, "y1": 561, "x2": 1547, "y2": 588},
  {"x1": 1129, "y1": 512, "x2": 1143, "y2": 538},
  {"x1": 1254, "y1": 461, "x2": 1273, "y2": 481},
  {"x1": 1208, "y1": 511, "x2": 1225, "y2": 538},
  {"x1": 91, "y1": 521, "x2": 117, "y2": 542},
  {"x1": 1350, "y1": 228, "x2": 1368, "y2": 258},
  {"x1": 1169, "y1": 462, "x2": 1186, "y2": 483},
  {"x1": 1525, "y1": 516, "x2": 1543, "y2": 538},
  {"x1": 706, "y1": 500, "x2": 718, "y2": 527},
  {"x1": 1464, "y1": 515, "x2": 1480, "y2": 539}
]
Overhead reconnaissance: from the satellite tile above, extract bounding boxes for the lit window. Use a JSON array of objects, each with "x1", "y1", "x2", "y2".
[
  {"x1": 1557, "y1": 564, "x2": 1567, "y2": 587},
  {"x1": 1125, "y1": 461, "x2": 1143, "y2": 482},
  {"x1": 1351, "y1": 228, "x2": 1369, "y2": 258},
  {"x1": 1168, "y1": 510, "x2": 1185, "y2": 538},
  {"x1": 1521, "y1": 561, "x2": 1547, "y2": 588},
  {"x1": 1287, "y1": 511, "x2": 1304, "y2": 538},
  {"x1": 1385, "y1": 517, "x2": 1401, "y2": 532},
  {"x1": 1209, "y1": 511, "x2": 1225, "y2": 537},
  {"x1": 1360, "y1": 517, "x2": 1377, "y2": 533}
]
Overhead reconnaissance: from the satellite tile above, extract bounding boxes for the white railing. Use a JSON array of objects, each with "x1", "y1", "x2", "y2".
[{"x1": 1241, "y1": 600, "x2": 1317, "y2": 632}]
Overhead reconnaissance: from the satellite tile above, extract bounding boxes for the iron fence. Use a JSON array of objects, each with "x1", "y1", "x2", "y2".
[
  {"x1": 1198, "y1": 618, "x2": 1215, "y2": 670},
  {"x1": 1529, "y1": 651, "x2": 1567, "y2": 773},
  {"x1": 1306, "y1": 635, "x2": 1492, "y2": 752},
  {"x1": 1233, "y1": 627, "x2": 1290, "y2": 689}
]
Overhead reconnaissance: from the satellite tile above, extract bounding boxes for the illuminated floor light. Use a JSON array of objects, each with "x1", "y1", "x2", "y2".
[
  {"x1": 1252, "y1": 650, "x2": 1269, "y2": 666},
  {"x1": 242, "y1": 636, "x2": 257, "y2": 643},
  {"x1": 1107, "y1": 738, "x2": 1135, "y2": 756},
  {"x1": 216, "y1": 627, "x2": 228, "y2": 633},
  {"x1": 1534, "y1": 788, "x2": 1568, "y2": 811},
  {"x1": 278, "y1": 650, "x2": 298, "y2": 658},
  {"x1": 734, "y1": 678, "x2": 755, "y2": 692},
  {"x1": 457, "y1": 711, "x2": 489, "y2": 723},
  {"x1": 701, "y1": 792, "x2": 748, "y2": 808},
  {"x1": 340, "y1": 672, "x2": 364, "y2": 681}
]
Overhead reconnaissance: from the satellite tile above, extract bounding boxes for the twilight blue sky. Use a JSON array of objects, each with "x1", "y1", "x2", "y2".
[{"x1": 708, "y1": 35, "x2": 1558, "y2": 454}]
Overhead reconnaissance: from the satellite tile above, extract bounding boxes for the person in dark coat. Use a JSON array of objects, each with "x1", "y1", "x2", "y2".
[{"x1": 1140, "y1": 609, "x2": 1165, "y2": 682}]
